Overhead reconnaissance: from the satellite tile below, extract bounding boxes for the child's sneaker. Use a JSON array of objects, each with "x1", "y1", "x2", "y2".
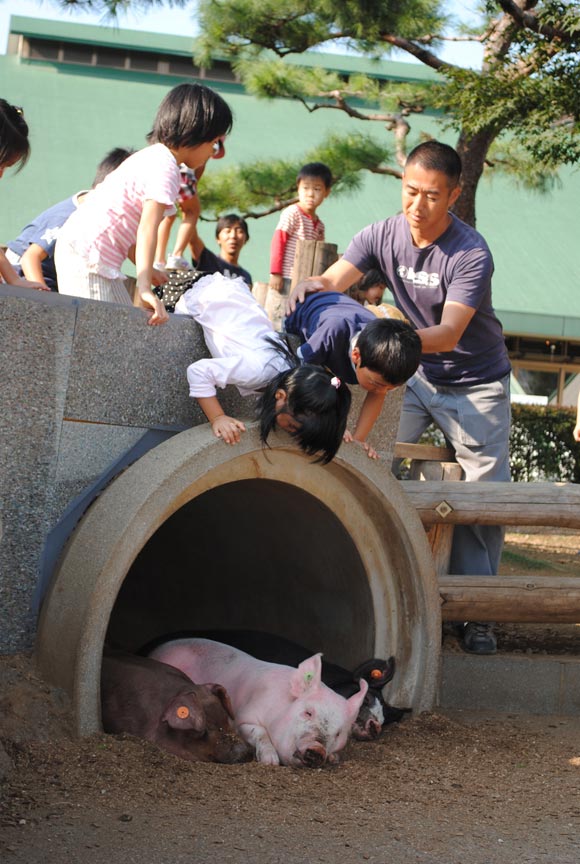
[{"x1": 166, "y1": 255, "x2": 192, "y2": 271}]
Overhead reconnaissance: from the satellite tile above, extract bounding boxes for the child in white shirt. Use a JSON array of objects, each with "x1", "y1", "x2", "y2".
[{"x1": 175, "y1": 273, "x2": 351, "y2": 463}]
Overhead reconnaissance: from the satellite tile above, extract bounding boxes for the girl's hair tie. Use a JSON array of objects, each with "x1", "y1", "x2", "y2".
[{"x1": 330, "y1": 376, "x2": 341, "y2": 389}]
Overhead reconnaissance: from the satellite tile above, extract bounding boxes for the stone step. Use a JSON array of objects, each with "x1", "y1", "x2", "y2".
[{"x1": 439, "y1": 650, "x2": 580, "y2": 715}]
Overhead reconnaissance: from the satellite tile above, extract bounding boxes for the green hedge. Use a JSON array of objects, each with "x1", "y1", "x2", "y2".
[
  {"x1": 509, "y1": 404, "x2": 579, "y2": 483},
  {"x1": 417, "y1": 405, "x2": 579, "y2": 483}
]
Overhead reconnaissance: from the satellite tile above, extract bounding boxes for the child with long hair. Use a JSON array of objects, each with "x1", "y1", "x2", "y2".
[
  {"x1": 55, "y1": 83, "x2": 233, "y2": 325},
  {"x1": 0, "y1": 100, "x2": 44, "y2": 291},
  {"x1": 175, "y1": 273, "x2": 351, "y2": 463}
]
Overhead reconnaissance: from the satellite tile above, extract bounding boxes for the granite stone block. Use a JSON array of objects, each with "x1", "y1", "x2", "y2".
[
  {"x1": 0, "y1": 289, "x2": 77, "y2": 651},
  {"x1": 440, "y1": 653, "x2": 568, "y2": 715}
]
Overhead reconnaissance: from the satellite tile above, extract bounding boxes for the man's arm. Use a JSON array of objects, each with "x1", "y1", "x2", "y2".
[
  {"x1": 286, "y1": 258, "x2": 363, "y2": 313},
  {"x1": 416, "y1": 300, "x2": 476, "y2": 353}
]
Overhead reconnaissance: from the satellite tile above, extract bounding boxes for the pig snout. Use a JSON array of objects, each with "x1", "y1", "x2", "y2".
[
  {"x1": 352, "y1": 715, "x2": 383, "y2": 741},
  {"x1": 351, "y1": 695, "x2": 385, "y2": 741},
  {"x1": 294, "y1": 741, "x2": 327, "y2": 768}
]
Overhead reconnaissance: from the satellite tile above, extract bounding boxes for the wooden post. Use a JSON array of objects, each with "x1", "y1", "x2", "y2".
[
  {"x1": 265, "y1": 239, "x2": 338, "y2": 331},
  {"x1": 395, "y1": 442, "x2": 463, "y2": 576},
  {"x1": 291, "y1": 240, "x2": 338, "y2": 289}
]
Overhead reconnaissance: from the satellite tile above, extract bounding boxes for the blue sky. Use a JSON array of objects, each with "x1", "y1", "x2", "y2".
[{"x1": 0, "y1": 0, "x2": 484, "y2": 67}]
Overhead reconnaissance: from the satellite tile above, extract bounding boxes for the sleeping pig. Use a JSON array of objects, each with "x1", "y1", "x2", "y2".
[
  {"x1": 142, "y1": 629, "x2": 406, "y2": 740},
  {"x1": 148, "y1": 638, "x2": 368, "y2": 767},
  {"x1": 101, "y1": 649, "x2": 253, "y2": 764}
]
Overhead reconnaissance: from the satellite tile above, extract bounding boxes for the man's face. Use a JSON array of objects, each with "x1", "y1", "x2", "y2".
[
  {"x1": 402, "y1": 163, "x2": 460, "y2": 242},
  {"x1": 217, "y1": 223, "x2": 247, "y2": 257}
]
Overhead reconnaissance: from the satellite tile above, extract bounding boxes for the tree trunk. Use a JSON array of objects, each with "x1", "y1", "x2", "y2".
[{"x1": 453, "y1": 127, "x2": 498, "y2": 227}]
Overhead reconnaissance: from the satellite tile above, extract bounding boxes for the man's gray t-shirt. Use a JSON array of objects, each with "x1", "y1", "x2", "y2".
[{"x1": 342, "y1": 212, "x2": 510, "y2": 387}]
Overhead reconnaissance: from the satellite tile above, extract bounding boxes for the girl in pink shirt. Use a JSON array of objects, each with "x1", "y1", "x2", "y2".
[{"x1": 55, "y1": 83, "x2": 232, "y2": 326}]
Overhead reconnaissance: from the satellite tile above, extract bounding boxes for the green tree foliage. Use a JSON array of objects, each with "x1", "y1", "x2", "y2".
[
  {"x1": 417, "y1": 405, "x2": 580, "y2": 482},
  {"x1": 61, "y1": 0, "x2": 580, "y2": 223},
  {"x1": 192, "y1": 0, "x2": 580, "y2": 225},
  {"x1": 509, "y1": 405, "x2": 580, "y2": 483}
]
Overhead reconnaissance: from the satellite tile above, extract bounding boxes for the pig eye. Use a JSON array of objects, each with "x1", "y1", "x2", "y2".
[{"x1": 303, "y1": 709, "x2": 314, "y2": 720}]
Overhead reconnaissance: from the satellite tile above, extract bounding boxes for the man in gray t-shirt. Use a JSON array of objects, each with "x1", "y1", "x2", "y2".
[{"x1": 287, "y1": 140, "x2": 512, "y2": 656}]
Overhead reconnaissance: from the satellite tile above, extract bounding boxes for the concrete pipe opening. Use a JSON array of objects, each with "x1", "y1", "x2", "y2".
[{"x1": 36, "y1": 426, "x2": 440, "y2": 736}]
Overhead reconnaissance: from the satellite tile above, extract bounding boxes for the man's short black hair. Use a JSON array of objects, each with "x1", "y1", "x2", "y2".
[
  {"x1": 297, "y1": 162, "x2": 333, "y2": 190},
  {"x1": 405, "y1": 141, "x2": 462, "y2": 187},
  {"x1": 357, "y1": 318, "x2": 422, "y2": 386},
  {"x1": 215, "y1": 213, "x2": 249, "y2": 242}
]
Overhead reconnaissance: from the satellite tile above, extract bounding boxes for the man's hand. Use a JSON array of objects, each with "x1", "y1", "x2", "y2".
[
  {"x1": 285, "y1": 277, "x2": 326, "y2": 315},
  {"x1": 211, "y1": 414, "x2": 247, "y2": 444},
  {"x1": 343, "y1": 429, "x2": 379, "y2": 460}
]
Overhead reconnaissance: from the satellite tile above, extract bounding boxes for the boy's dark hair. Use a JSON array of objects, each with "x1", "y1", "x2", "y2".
[
  {"x1": 297, "y1": 162, "x2": 333, "y2": 190},
  {"x1": 91, "y1": 147, "x2": 135, "y2": 187},
  {"x1": 359, "y1": 269, "x2": 386, "y2": 292},
  {"x1": 215, "y1": 213, "x2": 249, "y2": 242},
  {"x1": 148, "y1": 83, "x2": 233, "y2": 149},
  {"x1": 258, "y1": 363, "x2": 351, "y2": 464},
  {"x1": 405, "y1": 140, "x2": 462, "y2": 187},
  {"x1": 0, "y1": 100, "x2": 30, "y2": 171},
  {"x1": 357, "y1": 319, "x2": 422, "y2": 386}
]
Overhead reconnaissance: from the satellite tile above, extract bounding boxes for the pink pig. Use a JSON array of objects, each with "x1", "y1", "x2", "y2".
[{"x1": 149, "y1": 638, "x2": 368, "y2": 767}]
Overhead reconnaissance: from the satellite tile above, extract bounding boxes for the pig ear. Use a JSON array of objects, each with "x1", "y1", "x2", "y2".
[
  {"x1": 162, "y1": 693, "x2": 206, "y2": 734},
  {"x1": 207, "y1": 683, "x2": 236, "y2": 721},
  {"x1": 353, "y1": 656, "x2": 396, "y2": 689},
  {"x1": 346, "y1": 678, "x2": 369, "y2": 723},
  {"x1": 290, "y1": 653, "x2": 323, "y2": 698}
]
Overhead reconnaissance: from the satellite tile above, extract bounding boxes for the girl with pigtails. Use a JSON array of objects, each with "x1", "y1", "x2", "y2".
[{"x1": 174, "y1": 273, "x2": 351, "y2": 464}]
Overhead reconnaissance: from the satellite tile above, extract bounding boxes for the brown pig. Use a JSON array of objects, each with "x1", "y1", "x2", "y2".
[{"x1": 101, "y1": 650, "x2": 253, "y2": 764}]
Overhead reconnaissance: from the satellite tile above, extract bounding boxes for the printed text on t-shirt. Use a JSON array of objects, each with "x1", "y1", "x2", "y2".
[{"x1": 396, "y1": 265, "x2": 440, "y2": 287}]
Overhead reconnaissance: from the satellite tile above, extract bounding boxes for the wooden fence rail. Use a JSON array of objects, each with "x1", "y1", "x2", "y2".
[{"x1": 400, "y1": 479, "x2": 580, "y2": 623}]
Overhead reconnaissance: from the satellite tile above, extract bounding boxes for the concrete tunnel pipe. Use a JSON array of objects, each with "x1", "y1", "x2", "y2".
[{"x1": 35, "y1": 425, "x2": 441, "y2": 737}]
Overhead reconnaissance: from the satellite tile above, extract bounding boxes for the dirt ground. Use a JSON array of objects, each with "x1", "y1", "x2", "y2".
[{"x1": 1, "y1": 531, "x2": 580, "y2": 864}]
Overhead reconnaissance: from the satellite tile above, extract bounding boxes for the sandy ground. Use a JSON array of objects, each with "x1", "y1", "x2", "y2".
[{"x1": 1, "y1": 531, "x2": 579, "y2": 864}]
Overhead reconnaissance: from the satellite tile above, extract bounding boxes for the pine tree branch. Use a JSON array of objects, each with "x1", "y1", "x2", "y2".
[{"x1": 495, "y1": 0, "x2": 577, "y2": 44}]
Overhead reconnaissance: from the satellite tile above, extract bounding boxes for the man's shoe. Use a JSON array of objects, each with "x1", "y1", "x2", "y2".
[
  {"x1": 166, "y1": 255, "x2": 192, "y2": 271},
  {"x1": 462, "y1": 622, "x2": 497, "y2": 655}
]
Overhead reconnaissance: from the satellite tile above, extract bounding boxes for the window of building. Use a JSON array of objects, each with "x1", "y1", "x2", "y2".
[
  {"x1": 28, "y1": 39, "x2": 60, "y2": 61},
  {"x1": 17, "y1": 35, "x2": 236, "y2": 83},
  {"x1": 95, "y1": 47, "x2": 127, "y2": 69},
  {"x1": 128, "y1": 51, "x2": 159, "y2": 72}
]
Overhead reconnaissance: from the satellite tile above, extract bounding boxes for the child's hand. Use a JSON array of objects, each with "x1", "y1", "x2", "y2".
[
  {"x1": 343, "y1": 430, "x2": 379, "y2": 460},
  {"x1": 573, "y1": 424, "x2": 580, "y2": 443},
  {"x1": 269, "y1": 274, "x2": 284, "y2": 293},
  {"x1": 14, "y1": 276, "x2": 49, "y2": 291},
  {"x1": 137, "y1": 287, "x2": 169, "y2": 326},
  {"x1": 211, "y1": 414, "x2": 247, "y2": 445}
]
